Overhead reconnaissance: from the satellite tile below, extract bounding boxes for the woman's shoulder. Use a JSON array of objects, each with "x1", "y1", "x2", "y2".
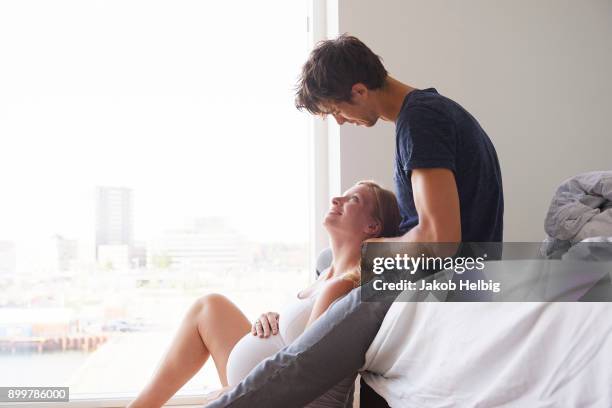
[
  {"x1": 324, "y1": 270, "x2": 360, "y2": 292},
  {"x1": 314, "y1": 266, "x2": 360, "y2": 297},
  {"x1": 317, "y1": 276, "x2": 356, "y2": 301}
]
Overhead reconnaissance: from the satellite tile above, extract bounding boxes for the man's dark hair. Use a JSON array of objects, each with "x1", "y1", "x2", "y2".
[{"x1": 294, "y1": 34, "x2": 388, "y2": 115}]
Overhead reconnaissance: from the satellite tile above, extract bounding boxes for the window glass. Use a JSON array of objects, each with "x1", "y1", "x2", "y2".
[{"x1": 0, "y1": 0, "x2": 310, "y2": 396}]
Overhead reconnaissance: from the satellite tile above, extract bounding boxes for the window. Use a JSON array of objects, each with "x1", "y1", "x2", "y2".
[{"x1": 0, "y1": 0, "x2": 311, "y2": 403}]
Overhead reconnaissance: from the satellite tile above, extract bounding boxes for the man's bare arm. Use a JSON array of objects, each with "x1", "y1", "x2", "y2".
[{"x1": 372, "y1": 167, "x2": 461, "y2": 244}]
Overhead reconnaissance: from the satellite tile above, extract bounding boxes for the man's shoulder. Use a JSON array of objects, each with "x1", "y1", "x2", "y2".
[
  {"x1": 396, "y1": 89, "x2": 457, "y2": 139},
  {"x1": 397, "y1": 88, "x2": 455, "y2": 127},
  {"x1": 405, "y1": 87, "x2": 448, "y2": 108}
]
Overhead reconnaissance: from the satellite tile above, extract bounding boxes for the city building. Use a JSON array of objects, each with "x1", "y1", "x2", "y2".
[
  {"x1": 95, "y1": 187, "x2": 133, "y2": 262},
  {"x1": 147, "y1": 217, "x2": 248, "y2": 274},
  {"x1": 97, "y1": 244, "x2": 130, "y2": 271},
  {"x1": 53, "y1": 235, "x2": 79, "y2": 272}
]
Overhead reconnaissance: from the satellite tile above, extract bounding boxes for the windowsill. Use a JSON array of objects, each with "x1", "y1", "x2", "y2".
[
  {"x1": 0, "y1": 391, "x2": 210, "y2": 408},
  {"x1": 1, "y1": 377, "x2": 362, "y2": 407}
]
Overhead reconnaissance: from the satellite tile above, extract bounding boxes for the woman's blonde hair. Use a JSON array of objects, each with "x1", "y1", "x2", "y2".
[
  {"x1": 356, "y1": 180, "x2": 401, "y2": 238},
  {"x1": 341, "y1": 180, "x2": 401, "y2": 287}
]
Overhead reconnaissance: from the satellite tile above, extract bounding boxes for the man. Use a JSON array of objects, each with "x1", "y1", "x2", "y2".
[
  {"x1": 296, "y1": 34, "x2": 503, "y2": 244},
  {"x1": 205, "y1": 34, "x2": 503, "y2": 407}
]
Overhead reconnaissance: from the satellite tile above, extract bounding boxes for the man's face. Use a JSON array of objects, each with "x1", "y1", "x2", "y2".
[
  {"x1": 326, "y1": 102, "x2": 378, "y2": 127},
  {"x1": 323, "y1": 88, "x2": 380, "y2": 127}
]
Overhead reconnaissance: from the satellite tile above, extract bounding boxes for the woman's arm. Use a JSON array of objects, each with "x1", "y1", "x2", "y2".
[{"x1": 306, "y1": 278, "x2": 356, "y2": 328}]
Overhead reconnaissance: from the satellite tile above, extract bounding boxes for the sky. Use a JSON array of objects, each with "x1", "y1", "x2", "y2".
[{"x1": 0, "y1": 0, "x2": 312, "y2": 260}]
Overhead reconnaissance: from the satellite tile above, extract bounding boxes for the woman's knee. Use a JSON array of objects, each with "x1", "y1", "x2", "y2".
[{"x1": 191, "y1": 293, "x2": 230, "y2": 316}]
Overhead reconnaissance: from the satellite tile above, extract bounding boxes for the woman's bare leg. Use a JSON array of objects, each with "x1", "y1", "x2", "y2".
[{"x1": 127, "y1": 293, "x2": 250, "y2": 408}]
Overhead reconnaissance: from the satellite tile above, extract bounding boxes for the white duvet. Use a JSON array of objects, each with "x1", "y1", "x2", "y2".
[{"x1": 361, "y1": 301, "x2": 612, "y2": 407}]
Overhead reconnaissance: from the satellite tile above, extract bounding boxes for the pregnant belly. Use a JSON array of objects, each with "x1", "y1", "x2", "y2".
[
  {"x1": 225, "y1": 297, "x2": 314, "y2": 386},
  {"x1": 225, "y1": 331, "x2": 287, "y2": 386}
]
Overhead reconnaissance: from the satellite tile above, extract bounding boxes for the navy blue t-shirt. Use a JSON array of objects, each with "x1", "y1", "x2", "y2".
[{"x1": 394, "y1": 88, "x2": 504, "y2": 242}]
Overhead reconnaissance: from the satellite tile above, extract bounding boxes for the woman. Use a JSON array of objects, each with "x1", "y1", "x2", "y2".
[{"x1": 127, "y1": 180, "x2": 401, "y2": 407}]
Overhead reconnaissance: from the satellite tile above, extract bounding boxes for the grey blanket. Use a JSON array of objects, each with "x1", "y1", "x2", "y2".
[{"x1": 542, "y1": 171, "x2": 612, "y2": 256}]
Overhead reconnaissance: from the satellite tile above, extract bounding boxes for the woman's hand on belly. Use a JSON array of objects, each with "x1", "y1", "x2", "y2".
[{"x1": 252, "y1": 311, "x2": 280, "y2": 338}]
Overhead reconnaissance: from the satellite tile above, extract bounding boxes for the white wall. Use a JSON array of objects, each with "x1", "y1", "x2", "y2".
[{"x1": 327, "y1": 0, "x2": 612, "y2": 241}]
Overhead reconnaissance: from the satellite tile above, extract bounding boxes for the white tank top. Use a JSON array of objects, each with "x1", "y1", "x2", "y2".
[{"x1": 278, "y1": 281, "x2": 325, "y2": 344}]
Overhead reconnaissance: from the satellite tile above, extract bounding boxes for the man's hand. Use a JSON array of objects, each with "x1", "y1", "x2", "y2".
[{"x1": 252, "y1": 312, "x2": 280, "y2": 338}]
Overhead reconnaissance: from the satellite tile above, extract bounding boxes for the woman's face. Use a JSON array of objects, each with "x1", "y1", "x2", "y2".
[{"x1": 323, "y1": 184, "x2": 381, "y2": 239}]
